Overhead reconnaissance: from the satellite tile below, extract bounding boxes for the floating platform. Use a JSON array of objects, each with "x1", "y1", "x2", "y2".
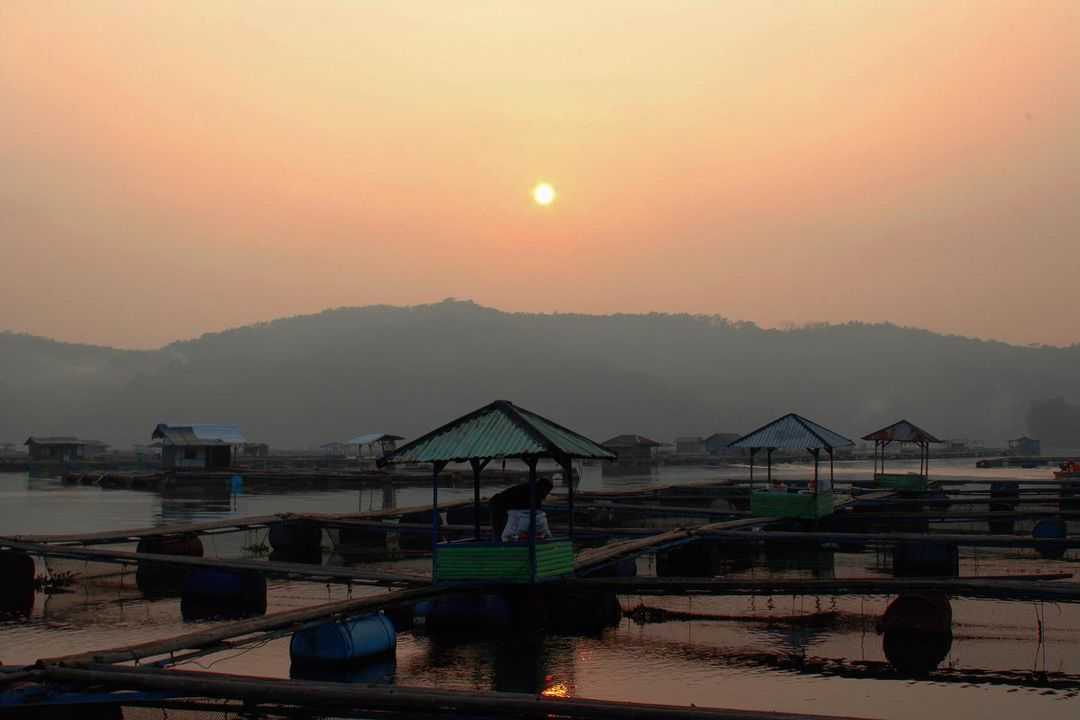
[
  {"x1": 871, "y1": 473, "x2": 928, "y2": 491},
  {"x1": 434, "y1": 539, "x2": 573, "y2": 583},
  {"x1": 750, "y1": 491, "x2": 834, "y2": 520}
]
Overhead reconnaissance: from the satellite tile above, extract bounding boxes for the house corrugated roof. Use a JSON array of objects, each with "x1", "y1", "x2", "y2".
[
  {"x1": 862, "y1": 420, "x2": 943, "y2": 444},
  {"x1": 602, "y1": 434, "x2": 662, "y2": 448},
  {"x1": 24, "y1": 436, "x2": 107, "y2": 447},
  {"x1": 346, "y1": 433, "x2": 405, "y2": 446},
  {"x1": 379, "y1": 400, "x2": 615, "y2": 465},
  {"x1": 729, "y1": 413, "x2": 854, "y2": 450},
  {"x1": 151, "y1": 424, "x2": 246, "y2": 446}
]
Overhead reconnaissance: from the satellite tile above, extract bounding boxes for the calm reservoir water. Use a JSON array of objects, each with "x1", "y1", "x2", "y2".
[{"x1": 2, "y1": 459, "x2": 1079, "y2": 719}]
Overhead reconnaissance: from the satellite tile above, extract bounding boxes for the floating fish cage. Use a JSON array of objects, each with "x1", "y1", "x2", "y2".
[
  {"x1": 873, "y1": 473, "x2": 928, "y2": 491},
  {"x1": 750, "y1": 490, "x2": 835, "y2": 520},
  {"x1": 434, "y1": 538, "x2": 574, "y2": 583}
]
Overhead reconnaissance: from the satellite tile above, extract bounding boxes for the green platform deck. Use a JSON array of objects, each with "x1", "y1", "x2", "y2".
[
  {"x1": 434, "y1": 538, "x2": 574, "y2": 583},
  {"x1": 874, "y1": 473, "x2": 928, "y2": 491},
  {"x1": 750, "y1": 490, "x2": 835, "y2": 520}
]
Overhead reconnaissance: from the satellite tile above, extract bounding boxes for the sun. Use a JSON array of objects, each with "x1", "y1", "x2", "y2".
[{"x1": 532, "y1": 182, "x2": 556, "y2": 206}]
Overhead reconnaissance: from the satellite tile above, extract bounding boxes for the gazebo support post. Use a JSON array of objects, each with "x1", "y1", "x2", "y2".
[
  {"x1": 811, "y1": 448, "x2": 820, "y2": 494},
  {"x1": 559, "y1": 456, "x2": 575, "y2": 542},
  {"x1": 431, "y1": 460, "x2": 447, "y2": 571},
  {"x1": 749, "y1": 448, "x2": 757, "y2": 490},
  {"x1": 767, "y1": 448, "x2": 774, "y2": 488},
  {"x1": 526, "y1": 456, "x2": 539, "y2": 583},
  {"x1": 469, "y1": 458, "x2": 489, "y2": 540},
  {"x1": 828, "y1": 447, "x2": 835, "y2": 487}
]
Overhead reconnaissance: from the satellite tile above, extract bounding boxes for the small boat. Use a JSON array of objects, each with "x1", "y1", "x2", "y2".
[{"x1": 1053, "y1": 460, "x2": 1080, "y2": 480}]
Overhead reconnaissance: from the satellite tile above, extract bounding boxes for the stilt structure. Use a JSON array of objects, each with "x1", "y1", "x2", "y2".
[
  {"x1": 378, "y1": 400, "x2": 614, "y2": 583},
  {"x1": 862, "y1": 419, "x2": 943, "y2": 491},
  {"x1": 728, "y1": 413, "x2": 854, "y2": 519}
]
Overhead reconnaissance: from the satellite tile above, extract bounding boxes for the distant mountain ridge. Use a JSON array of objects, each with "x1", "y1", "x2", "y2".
[{"x1": 3, "y1": 300, "x2": 1079, "y2": 449}]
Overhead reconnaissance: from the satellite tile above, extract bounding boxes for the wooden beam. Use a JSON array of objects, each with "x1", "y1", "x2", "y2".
[
  {"x1": 38, "y1": 585, "x2": 448, "y2": 666},
  {"x1": 6, "y1": 500, "x2": 476, "y2": 546},
  {"x1": 38, "y1": 664, "x2": 873, "y2": 720},
  {"x1": 0, "y1": 539, "x2": 429, "y2": 586},
  {"x1": 572, "y1": 576, "x2": 1080, "y2": 603}
]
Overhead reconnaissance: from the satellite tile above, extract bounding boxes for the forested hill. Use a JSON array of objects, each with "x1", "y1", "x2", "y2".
[{"x1": 3, "y1": 300, "x2": 1079, "y2": 450}]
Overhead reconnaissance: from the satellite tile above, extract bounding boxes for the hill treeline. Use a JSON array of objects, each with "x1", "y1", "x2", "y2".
[{"x1": 3, "y1": 300, "x2": 1079, "y2": 450}]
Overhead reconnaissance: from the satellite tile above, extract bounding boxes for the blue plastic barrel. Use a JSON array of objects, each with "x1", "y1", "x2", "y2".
[
  {"x1": 290, "y1": 614, "x2": 396, "y2": 664},
  {"x1": 1033, "y1": 518, "x2": 1068, "y2": 559}
]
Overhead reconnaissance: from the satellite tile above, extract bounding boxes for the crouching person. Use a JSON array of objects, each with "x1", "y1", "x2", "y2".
[{"x1": 488, "y1": 477, "x2": 554, "y2": 542}]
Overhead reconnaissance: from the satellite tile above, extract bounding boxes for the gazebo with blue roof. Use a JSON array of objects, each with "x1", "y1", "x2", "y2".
[{"x1": 729, "y1": 413, "x2": 855, "y2": 519}]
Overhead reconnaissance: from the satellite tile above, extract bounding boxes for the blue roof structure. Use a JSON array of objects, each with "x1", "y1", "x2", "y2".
[
  {"x1": 151, "y1": 424, "x2": 246, "y2": 446},
  {"x1": 729, "y1": 413, "x2": 854, "y2": 450}
]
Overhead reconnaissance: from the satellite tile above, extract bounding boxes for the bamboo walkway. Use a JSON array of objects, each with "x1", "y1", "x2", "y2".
[
  {"x1": 574, "y1": 516, "x2": 781, "y2": 574},
  {"x1": 697, "y1": 528, "x2": 1080, "y2": 549},
  {"x1": 3, "y1": 499, "x2": 474, "y2": 546},
  {"x1": 36, "y1": 664, "x2": 871, "y2": 720},
  {"x1": 572, "y1": 491, "x2": 898, "y2": 574},
  {"x1": 574, "y1": 575, "x2": 1080, "y2": 602},
  {"x1": 39, "y1": 585, "x2": 445, "y2": 666},
  {"x1": 0, "y1": 539, "x2": 430, "y2": 586}
]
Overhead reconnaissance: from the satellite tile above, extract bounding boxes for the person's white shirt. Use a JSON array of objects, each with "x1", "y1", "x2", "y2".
[{"x1": 501, "y1": 509, "x2": 552, "y2": 543}]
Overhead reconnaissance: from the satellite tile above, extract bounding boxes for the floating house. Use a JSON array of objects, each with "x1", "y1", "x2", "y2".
[
  {"x1": 348, "y1": 433, "x2": 404, "y2": 459},
  {"x1": 152, "y1": 424, "x2": 245, "y2": 470},
  {"x1": 378, "y1": 400, "x2": 614, "y2": 584},
  {"x1": 1008, "y1": 436, "x2": 1041, "y2": 457},
  {"x1": 24, "y1": 436, "x2": 108, "y2": 462},
  {"x1": 862, "y1": 419, "x2": 944, "y2": 491},
  {"x1": 602, "y1": 434, "x2": 661, "y2": 464},
  {"x1": 674, "y1": 436, "x2": 706, "y2": 455},
  {"x1": 320, "y1": 441, "x2": 351, "y2": 458},
  {"x1": 729, "y1": 414, "x2": 854, "y2": 520},
  {"x1": 705, "y1": 432, "x2": 743, "y2": 457},
  {"x1": 238, "y1": 442, "x2": 270, "y2": 459}
]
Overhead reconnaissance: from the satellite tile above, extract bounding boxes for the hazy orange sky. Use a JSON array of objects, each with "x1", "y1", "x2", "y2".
[{"x1": 2, "y1": 2, "x2": 1079, "y2": 349}]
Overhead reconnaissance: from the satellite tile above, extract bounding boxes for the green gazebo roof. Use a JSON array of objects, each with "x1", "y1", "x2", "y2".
[{"x1": 378, "y1": 400, "x2": 615, "y2": 465}]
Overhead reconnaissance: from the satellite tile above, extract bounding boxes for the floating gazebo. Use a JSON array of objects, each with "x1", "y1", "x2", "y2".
[
  {"x1": 729, "y1": 413, "x2": 854, "y2": 519},
  {"x1": 378, "y1": 400, "x2": 615, "y2": 583},
  {"x1": 862, "y1": 419, "x2": 943, "y2": 491}
]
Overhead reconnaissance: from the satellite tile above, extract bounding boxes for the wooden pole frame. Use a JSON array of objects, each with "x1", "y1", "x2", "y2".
[
  {"x1": 526, "y1": 456, "x2": 539, "y2": 583},
  {"x1": 561, "y1": 457, "x2": 576, "y2": 542},
  {"x1": 468, "y1": 458, "x2": 490, "y2": 540},
  {"x1": 431, "y1": 460, "x2": 447, "y2": 575}
]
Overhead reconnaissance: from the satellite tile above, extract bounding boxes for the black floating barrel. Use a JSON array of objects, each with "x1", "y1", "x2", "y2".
[
  {"x1": 136, "y1": 535, "x2": 204, "y2": 598},
  {"x1": 988, "y1": 481, "x2": 1020, "y2": 534},
  {"x1": 268, "y1": 520, "x2": 323, "y2": 564},
  {"x1": 892, "y1": 541, "x2": 959, "y2": 577},
  {"x1": 0, "y1": 550, "x2": 35, "y2": 618},
  {"x1": 423, "y1": 593, "x2": 513, "y2": 632},
  {"x1": 181, "y1": 567, "x2": 267, "y2": 620},
  {"x1": 880, "y1": 593, "x2": 953, "y2": 677}
]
